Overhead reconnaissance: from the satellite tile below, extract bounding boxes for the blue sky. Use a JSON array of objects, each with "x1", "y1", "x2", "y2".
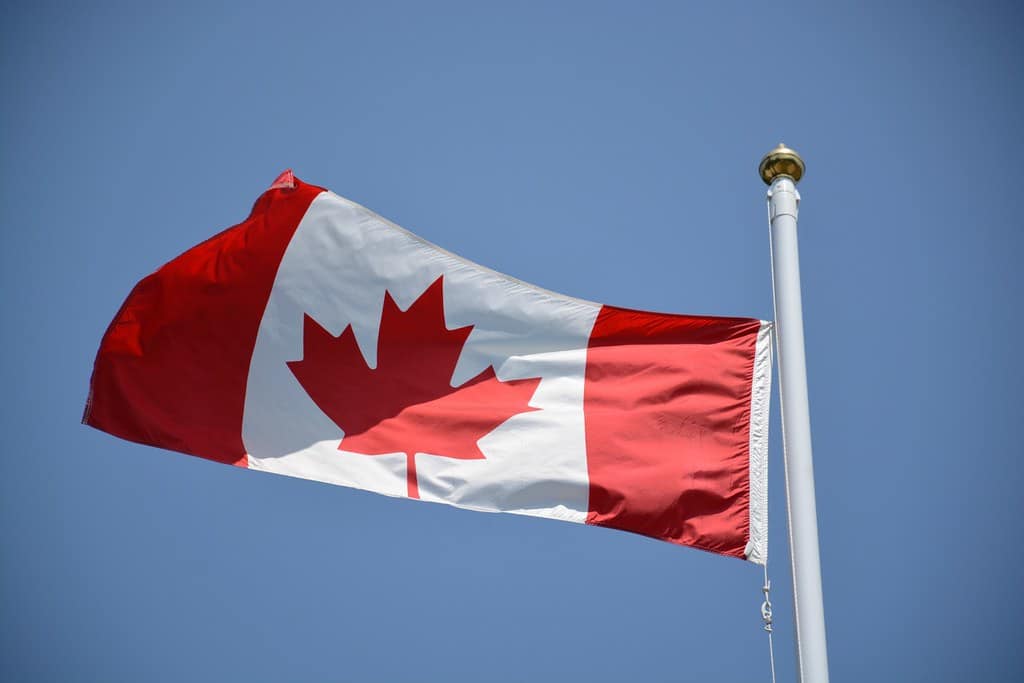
[{"x1": 2, "y1": 1, "x2": 1022, "y2": 681}]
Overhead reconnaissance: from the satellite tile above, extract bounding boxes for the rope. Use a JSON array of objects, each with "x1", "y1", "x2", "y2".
[{"x1": 761, "y1": 562, "x2": 777, "y2": 683}]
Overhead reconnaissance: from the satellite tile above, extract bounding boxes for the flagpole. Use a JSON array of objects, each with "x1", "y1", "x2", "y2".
[{"x1": 759, "y1": 144, "x2": 829, "y2": 683}]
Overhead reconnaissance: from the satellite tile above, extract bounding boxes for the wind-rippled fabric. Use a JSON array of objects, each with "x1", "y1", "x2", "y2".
[{"x1": 85, "y1": 171, "x2": 772, "y2": 563}]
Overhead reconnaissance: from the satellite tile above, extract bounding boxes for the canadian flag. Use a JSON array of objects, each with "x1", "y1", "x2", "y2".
[{"x1": 85, "y1": 171, "x2": 772, "y2": 563}]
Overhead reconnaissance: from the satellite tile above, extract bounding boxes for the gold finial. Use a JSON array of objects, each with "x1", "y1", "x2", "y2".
[{"x1": 759, "y1": 143, "x2": 805, "y2": 184}]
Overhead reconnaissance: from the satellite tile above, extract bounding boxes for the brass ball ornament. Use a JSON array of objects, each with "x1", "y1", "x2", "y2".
[{"x1": 759, "y1": 143, "x2": 805, "y2": 184}]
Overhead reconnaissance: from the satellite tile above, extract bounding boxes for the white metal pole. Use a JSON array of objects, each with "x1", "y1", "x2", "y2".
[{"x1": 760, "y1": 145, "x2": 829, "y2": 683}]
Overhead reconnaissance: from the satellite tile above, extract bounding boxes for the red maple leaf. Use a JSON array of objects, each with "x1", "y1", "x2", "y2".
[{"x1": 287, "y1": 276, "x2": 542, "y2": 499}]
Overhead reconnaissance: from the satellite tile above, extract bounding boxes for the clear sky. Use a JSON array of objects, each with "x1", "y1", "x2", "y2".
[{"x1": 2, "y1": 1, "x2": 1022, "y2": 681}]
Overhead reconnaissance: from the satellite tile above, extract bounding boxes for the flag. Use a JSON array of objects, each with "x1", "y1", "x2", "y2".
[{"x1": 84, "y1": 171, "x2": 772, "y2": 563}]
